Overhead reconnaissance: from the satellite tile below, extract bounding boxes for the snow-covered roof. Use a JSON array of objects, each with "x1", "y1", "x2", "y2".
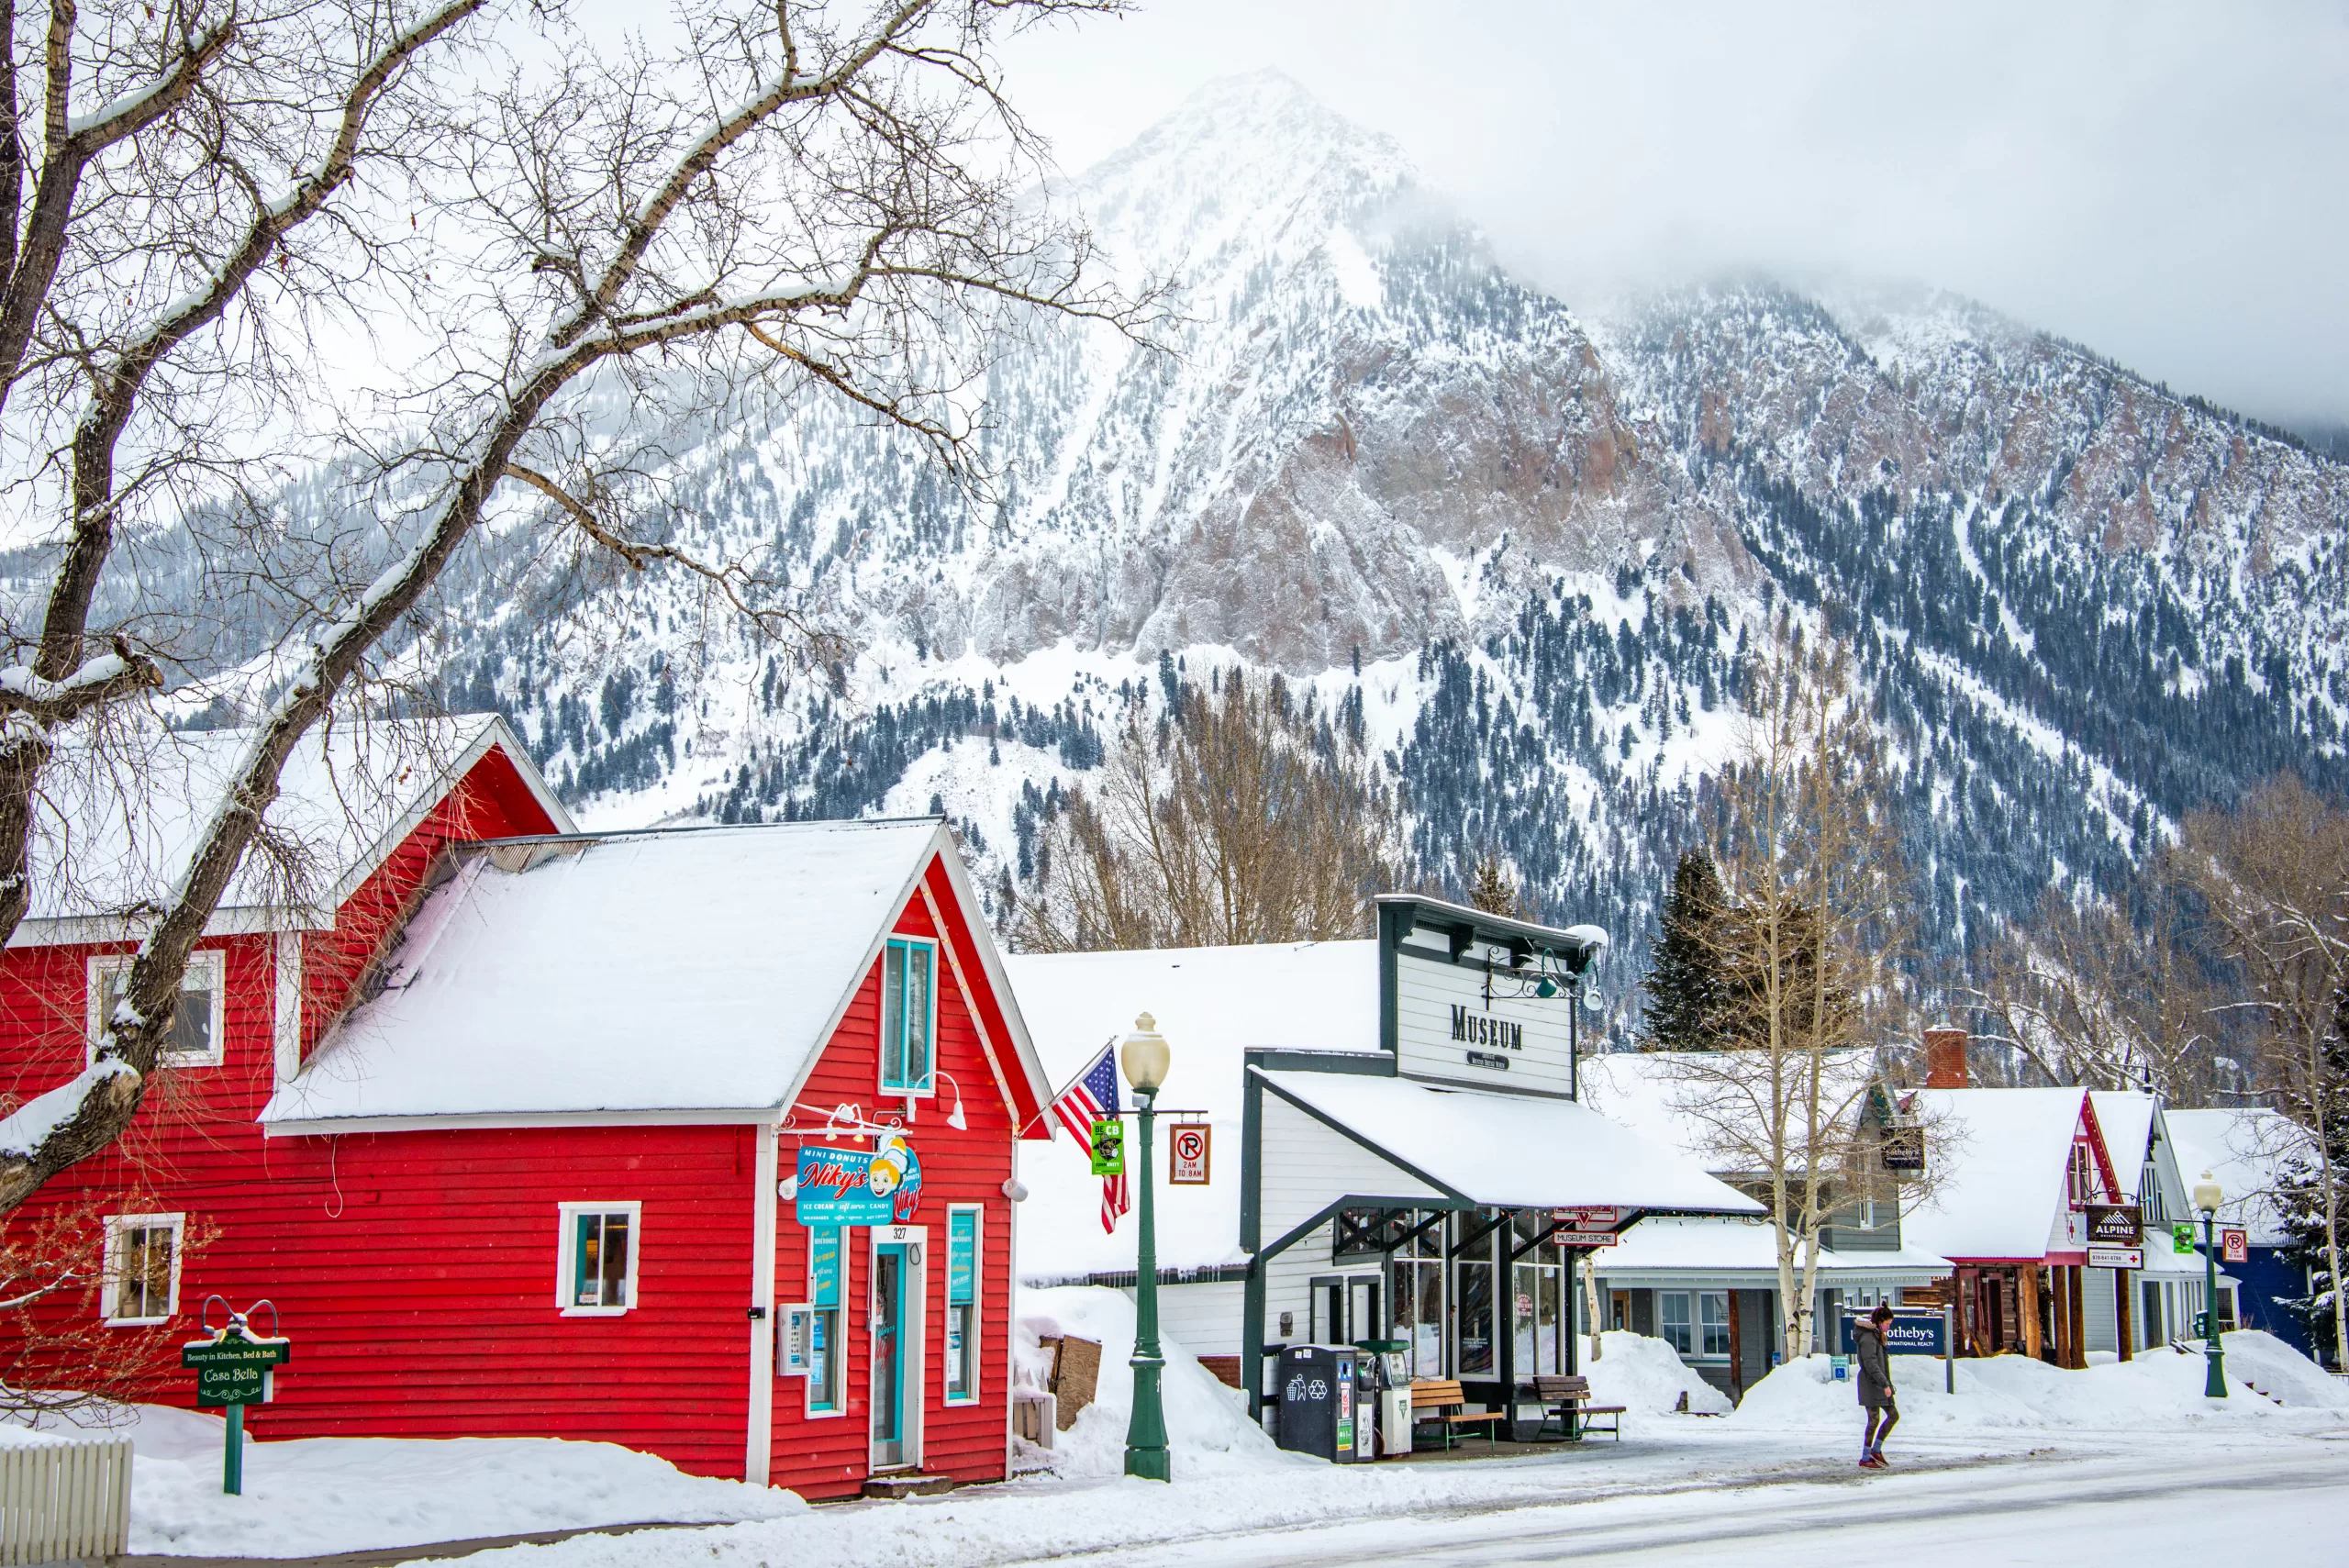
[
  {"x1": 2163, "y1": 1108, "x2": 2308, "y2": 1246},
  {"x1": 1008, "y1": 941, "x2": 1380, "y2": 1279},
  {"x1": 17, "y1": 715, "x2": 567, "y2": 944},
  {"x1": 1593, "y1": 1217, "x2": 1948, "y2": 1283},
  {"x1": 1576, "y1": 1048, "x2": 1880, "y2": 1172},
  {"x1": 263, "y1": 819, "x2": 1044, "y2": 1128},
  {"x1": 1253, "y1": 1069, "x2": 1765, "y2": 1217},
  {"x1": 1902, "y1": 1087, "x2": 2090, "y2": 1262},
  {"x1": 2087, "y1": 1092, "x2": 2158, "y2": 1202}
]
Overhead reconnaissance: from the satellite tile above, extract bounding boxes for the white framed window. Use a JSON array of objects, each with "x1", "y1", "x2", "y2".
[
  {"x1": 878, "y1": 938, "x2": 937, "y2": 1095},
  {"x1": 88, "y1": 950, "x2": 225, "y2": 1069},
  {"x1": 1698, "y1": 1291, "x2": 1732, "y2": 1357},
  {"x1": 100, "y1": 1213, "x2": 184, "y2": 1326},
  {"x1": 944, "y1": 1205, "x2": 982, "y2": 1404},
  {"x1": 555, "y1": 1202, "x2": 640, "y2": 1317},
  {"x1": 1659, "y1": 1291, "x2": 1693, "y2": 1355}
]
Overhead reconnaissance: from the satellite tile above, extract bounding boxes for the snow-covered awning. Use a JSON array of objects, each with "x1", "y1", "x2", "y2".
[{"x1": 1252, "y1": 1069, "x2": 1766, "y2": 1218}]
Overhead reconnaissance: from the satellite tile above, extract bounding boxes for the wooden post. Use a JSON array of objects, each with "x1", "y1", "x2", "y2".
[
  {"x1": 1726, "y1": 1289, "x2": 1744, "y2": 1400},
  {"x1": 2067, "y1": 1267, "x2": 2087, "y2": 1368},
  {"x1": 2116, "y1": 1268, "x2": 2134, "y2": 1362},
  {"x1": 2020, "y1": 1265, "x2": 2042, "y2": 1361},
  {"x1": 2054, "y1": 1265, "x2": 2074, "y2": 1368}
]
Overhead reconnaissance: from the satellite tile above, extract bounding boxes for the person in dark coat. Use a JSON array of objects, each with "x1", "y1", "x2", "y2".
[{"x1": 1854, "y1": 1303, "x2": 1898, "y2": 1468}]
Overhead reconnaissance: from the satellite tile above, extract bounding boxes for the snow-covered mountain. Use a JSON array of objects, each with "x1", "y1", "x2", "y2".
[{"x1": 69, "y1": 72, "x2": 2349, "y2": 1001}]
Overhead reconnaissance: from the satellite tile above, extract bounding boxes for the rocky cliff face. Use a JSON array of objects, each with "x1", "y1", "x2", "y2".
[{"x1": 129, "y1": 72, "x2": 2349, "y2": 994}]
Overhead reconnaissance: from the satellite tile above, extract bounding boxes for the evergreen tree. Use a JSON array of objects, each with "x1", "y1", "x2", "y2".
[
  {"x1": 2273, "y1": 980, "x2": 2349, "y2": 1368},
  {"x1": 1639, "y1": 849, "x2": 1730, "y2": 1051},
  {"x1": 1467, "y1": 853, "x2": 1521, "y2": 917}
]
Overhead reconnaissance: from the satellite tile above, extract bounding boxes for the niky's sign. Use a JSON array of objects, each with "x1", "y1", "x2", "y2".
[{"x1": 796, "y1": 1136, "x2": 923, "y2": 1226}]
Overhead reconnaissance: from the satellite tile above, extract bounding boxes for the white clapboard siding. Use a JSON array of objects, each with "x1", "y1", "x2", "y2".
[
  {"x1": 1258, "y1": 1091, "x2": 1447, "y2": 1240},
  {"x1": 1394, "y1": 951, "x2": 1575, "y2": 1095},
  {"x1": 0, "y1": 1435, "x2": 133, "y2": 1566},
  {"x1": 1139, "y1": 1279, "x2": 1248, "y2": 1358}
]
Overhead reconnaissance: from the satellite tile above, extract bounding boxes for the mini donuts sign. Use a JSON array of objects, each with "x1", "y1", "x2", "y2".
[{"x1": 796, "y1": 1136, "x2": 924, "y2": 1226}]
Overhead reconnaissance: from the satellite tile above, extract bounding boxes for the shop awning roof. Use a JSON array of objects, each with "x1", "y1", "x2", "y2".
[{"x1": 1253, "y1": 1069, "x2": 1766, "y2": 1218}]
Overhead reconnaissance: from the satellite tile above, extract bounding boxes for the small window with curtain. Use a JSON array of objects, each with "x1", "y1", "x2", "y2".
[
  {"x1": 101, "y1": 1213, "x2": 183, "y2": 1326},
  {"x1": 89, "y1": 951, "x2": 225, "y2": 1069},
  {"x1": 557, "y1": 1203, "x2": 640, "y2": 1316},
  {"x1": 945, "y1": 1206, "x2": 980, "y2": 1403},
  {"x1": 806, "y1": 1225, "x2": 843, "y2": 1414},
  {"x1": 879, "y1": 938, "x2": 936, "y2": 1094}
]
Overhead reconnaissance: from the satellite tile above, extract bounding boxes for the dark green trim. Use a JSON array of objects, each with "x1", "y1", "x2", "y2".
[
  {"x1": 1243, "y1": 1048, "x2": 1393, "y2": 1077},
  {"x1": 1377, "y1": 903, "x2": 1407, "y2": 1062},
  {"x1": 1241, "y1": 1069, "x2": 1264, "y2": 1253},
  {"x1": 1252, "y1": 1071, "x2": 1469, "y2": 1204}
]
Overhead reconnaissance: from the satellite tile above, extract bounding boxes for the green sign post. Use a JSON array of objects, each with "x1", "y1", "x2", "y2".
[{"x1": 182, "y1": 1316, "x2": 292, "y2": 1496}]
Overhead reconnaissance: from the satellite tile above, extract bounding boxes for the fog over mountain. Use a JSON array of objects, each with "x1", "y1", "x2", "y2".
[{"x1": 45, "y1": 73, "x2": 2349, "y2": 1007}]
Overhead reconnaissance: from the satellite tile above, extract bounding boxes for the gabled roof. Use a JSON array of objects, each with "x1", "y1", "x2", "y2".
[
  {"x1": 1903, "y1": 1086, "x2": 2101, "y2": 1262},
  {"x1": 2087, "y1": 1091, "x2": 2158, "y2": 1202},
  {"x1": 16, "y1": 714, "x2": 568, "y2": 945},
  {"x1": 2163, "y1": 1107, "x2": 2310, "y2": 1247},
  {"x1": 262, "y1": 819, "x2": 1051, "y2": 1130}
]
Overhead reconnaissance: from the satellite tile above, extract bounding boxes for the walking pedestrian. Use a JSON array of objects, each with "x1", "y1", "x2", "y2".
[{"x1": 1854, "y1": 1302, "x2": 1898, "y2": 1468}]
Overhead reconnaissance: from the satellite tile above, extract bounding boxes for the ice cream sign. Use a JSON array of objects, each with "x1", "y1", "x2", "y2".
[{"x1": 796, "y1": 1136, "x2": 924, "y2": 1226}]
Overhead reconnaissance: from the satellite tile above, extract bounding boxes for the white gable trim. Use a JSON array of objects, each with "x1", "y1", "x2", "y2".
[
  {"x1": 926, "y1": 830, "x2": 1054, "y2": 1122},
  {"x1": 263, "y1": 1107, "x2": 784, "y2": 1136}
]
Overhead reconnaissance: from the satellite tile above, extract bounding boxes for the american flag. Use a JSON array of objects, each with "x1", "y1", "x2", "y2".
[{"x1": 1051, "y1": 1040, "x2": 1129, "y2": 1234}]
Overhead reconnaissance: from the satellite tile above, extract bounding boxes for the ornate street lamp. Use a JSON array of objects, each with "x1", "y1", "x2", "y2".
[
  {"x1": 2192, "y1": 1170, "x2": 2227, "y2": 1399},
  {"x1": 1120, "y1": 1012, "x2": 1174, "y2": 1481}
]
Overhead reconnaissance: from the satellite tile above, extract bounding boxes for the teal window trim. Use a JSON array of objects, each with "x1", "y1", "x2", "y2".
[
  {"x1": 878, "y1": 938, "x2": 938, "y2": 1095},
  {"x1": 945, "y1": 1205, "x2": 980, "y2": 1405},
  {"x1": 806, "y1": 1226, "x2": 844, "y2": 1415},
  {"x1": 559, "y1": 1202, "x2": 638, "y2": 1316}
]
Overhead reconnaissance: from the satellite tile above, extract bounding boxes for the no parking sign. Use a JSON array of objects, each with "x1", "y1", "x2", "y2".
[{"x1": 1170, "y1": 1123, "x2": 1212, "y2": 1184}]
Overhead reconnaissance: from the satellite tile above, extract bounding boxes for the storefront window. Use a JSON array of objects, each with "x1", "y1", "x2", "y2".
[
  {"x1": 807, "y1": 1226, "x2": 844, "y2": 1412},
  {"x1": 1455, "y1": 1216, "x2": 1496, "y2": 1378},
  {"x1": 1390, "y1": 1211, "x2": 1444, "y2": 1378},
  {"x1": 1510, "y1": 1214, "x2": 1565, "y2": 1379}
]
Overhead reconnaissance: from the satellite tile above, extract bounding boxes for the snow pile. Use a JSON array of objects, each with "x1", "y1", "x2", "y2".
[
  {"x1": 1016, "y1": 1286, "x2": 1306, "y2": 1477},
  {"x1": 28, "y1": 1403, "x2": 800, "y2": 1559},
  {"x1": 1730, "y1": 1331, "x2": 2349, "y2": 1435},
  {"x1": 2215, "y1": 1329, "x2": 2349, "y2": 1407},
  {"x1": 1583, "y1": 1331, "x2": 1732, "y2": 1416}
]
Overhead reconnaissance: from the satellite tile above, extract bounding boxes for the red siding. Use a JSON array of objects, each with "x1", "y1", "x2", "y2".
[
  {"x1": 4, "y1": 801, "x2": 1037, "y2": 1500},
  {"x1": 772, "y1": 866, "x2": 1019, "y2": 1496}
]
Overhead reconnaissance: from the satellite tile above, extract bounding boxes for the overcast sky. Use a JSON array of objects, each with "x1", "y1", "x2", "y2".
[{"x1": 982, "y1": 1, "x2": 2349, "y2": 432}]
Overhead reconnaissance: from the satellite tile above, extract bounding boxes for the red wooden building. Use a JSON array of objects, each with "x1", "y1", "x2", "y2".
[{"x1": 2, "y1": 717, "x2": 1054, "y2": 1496}]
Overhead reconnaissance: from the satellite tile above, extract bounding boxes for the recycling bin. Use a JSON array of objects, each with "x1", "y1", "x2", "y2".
[{"x1": 1274, "y1": 1344, "x2": 1367, "y2": 1462}]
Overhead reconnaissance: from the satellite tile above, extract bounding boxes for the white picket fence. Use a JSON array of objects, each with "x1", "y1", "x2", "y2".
[{"x1": 0, "y1": 1435, "x2": 133, "y2": 1565}]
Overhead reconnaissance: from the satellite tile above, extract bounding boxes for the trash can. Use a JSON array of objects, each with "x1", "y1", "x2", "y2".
[{"x1": 1275, "y1": 1344, "x2": 1367, "y2": 1462}]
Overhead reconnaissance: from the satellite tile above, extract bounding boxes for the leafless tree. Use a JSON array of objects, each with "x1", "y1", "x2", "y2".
[
  {"x1": 1662, "y1": 624, "x2": 1922, "y2": 1362},
  {"x1": 1962, "y1": 878, "x2": 2225, "y2": 1099},
  {"x1": 2175, "y1": 774, "x2": 2349, "y2": 1368},
  {"x1": 1011, "y1": 668, "x2": 1405, "y2": 951},
  {"x1": 0, "y1": 0, "x2": 1152, "y2": 1216}
]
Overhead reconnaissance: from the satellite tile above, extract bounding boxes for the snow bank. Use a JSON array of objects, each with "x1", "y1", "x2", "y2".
[
  {"x1": 1016, "y1": 1286, "x2": 1308, "y2": 1477},
  {"x1": 1583, "y1": 1331, "x2": 1732, "y2": 1416},
  {"x1": 14, "y1": 1403, "x2": 799, "y2": 1559},
  {"x1": 1730, "y1": 1331, "x2": 2349, "y2": 1435}
]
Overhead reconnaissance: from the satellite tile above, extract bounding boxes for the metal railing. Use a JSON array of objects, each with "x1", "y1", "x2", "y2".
[{"x1": 0, "y1": 1434, "x2": 133, "y2": 1566}]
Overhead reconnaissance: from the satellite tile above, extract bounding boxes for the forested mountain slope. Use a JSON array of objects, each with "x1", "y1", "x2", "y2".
[{"x1": 19, "y1": 72, "x2": 2345, "y2": 1006}]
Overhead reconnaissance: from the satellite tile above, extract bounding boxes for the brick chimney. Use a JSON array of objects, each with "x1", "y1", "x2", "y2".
[{"x1": 1924, "y1": 1027, "x2": 1968, "y2": 1089}]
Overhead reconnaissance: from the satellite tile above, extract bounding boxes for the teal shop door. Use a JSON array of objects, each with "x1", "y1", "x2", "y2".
[{"x1": 871, "y1": 1243, "x2": 907, "y2": 1468}]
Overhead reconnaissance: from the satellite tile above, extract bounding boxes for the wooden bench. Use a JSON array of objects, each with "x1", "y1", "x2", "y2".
[
  {"x1": 1529, "y1": 1373, "x2": 1625, "y2": 1442},
  {"x1": 1409, "y1": 1379, "x2": 1506, "y2": 1451}
]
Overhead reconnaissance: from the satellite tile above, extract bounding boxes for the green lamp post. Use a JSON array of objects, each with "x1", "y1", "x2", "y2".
[
  {"x1": 2193, "y1": 1169, "x2": 2227, "y2": 1399},
  {"x1": 1121, "y1": 1012, "x2": 1174, "y2": 1481}
]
